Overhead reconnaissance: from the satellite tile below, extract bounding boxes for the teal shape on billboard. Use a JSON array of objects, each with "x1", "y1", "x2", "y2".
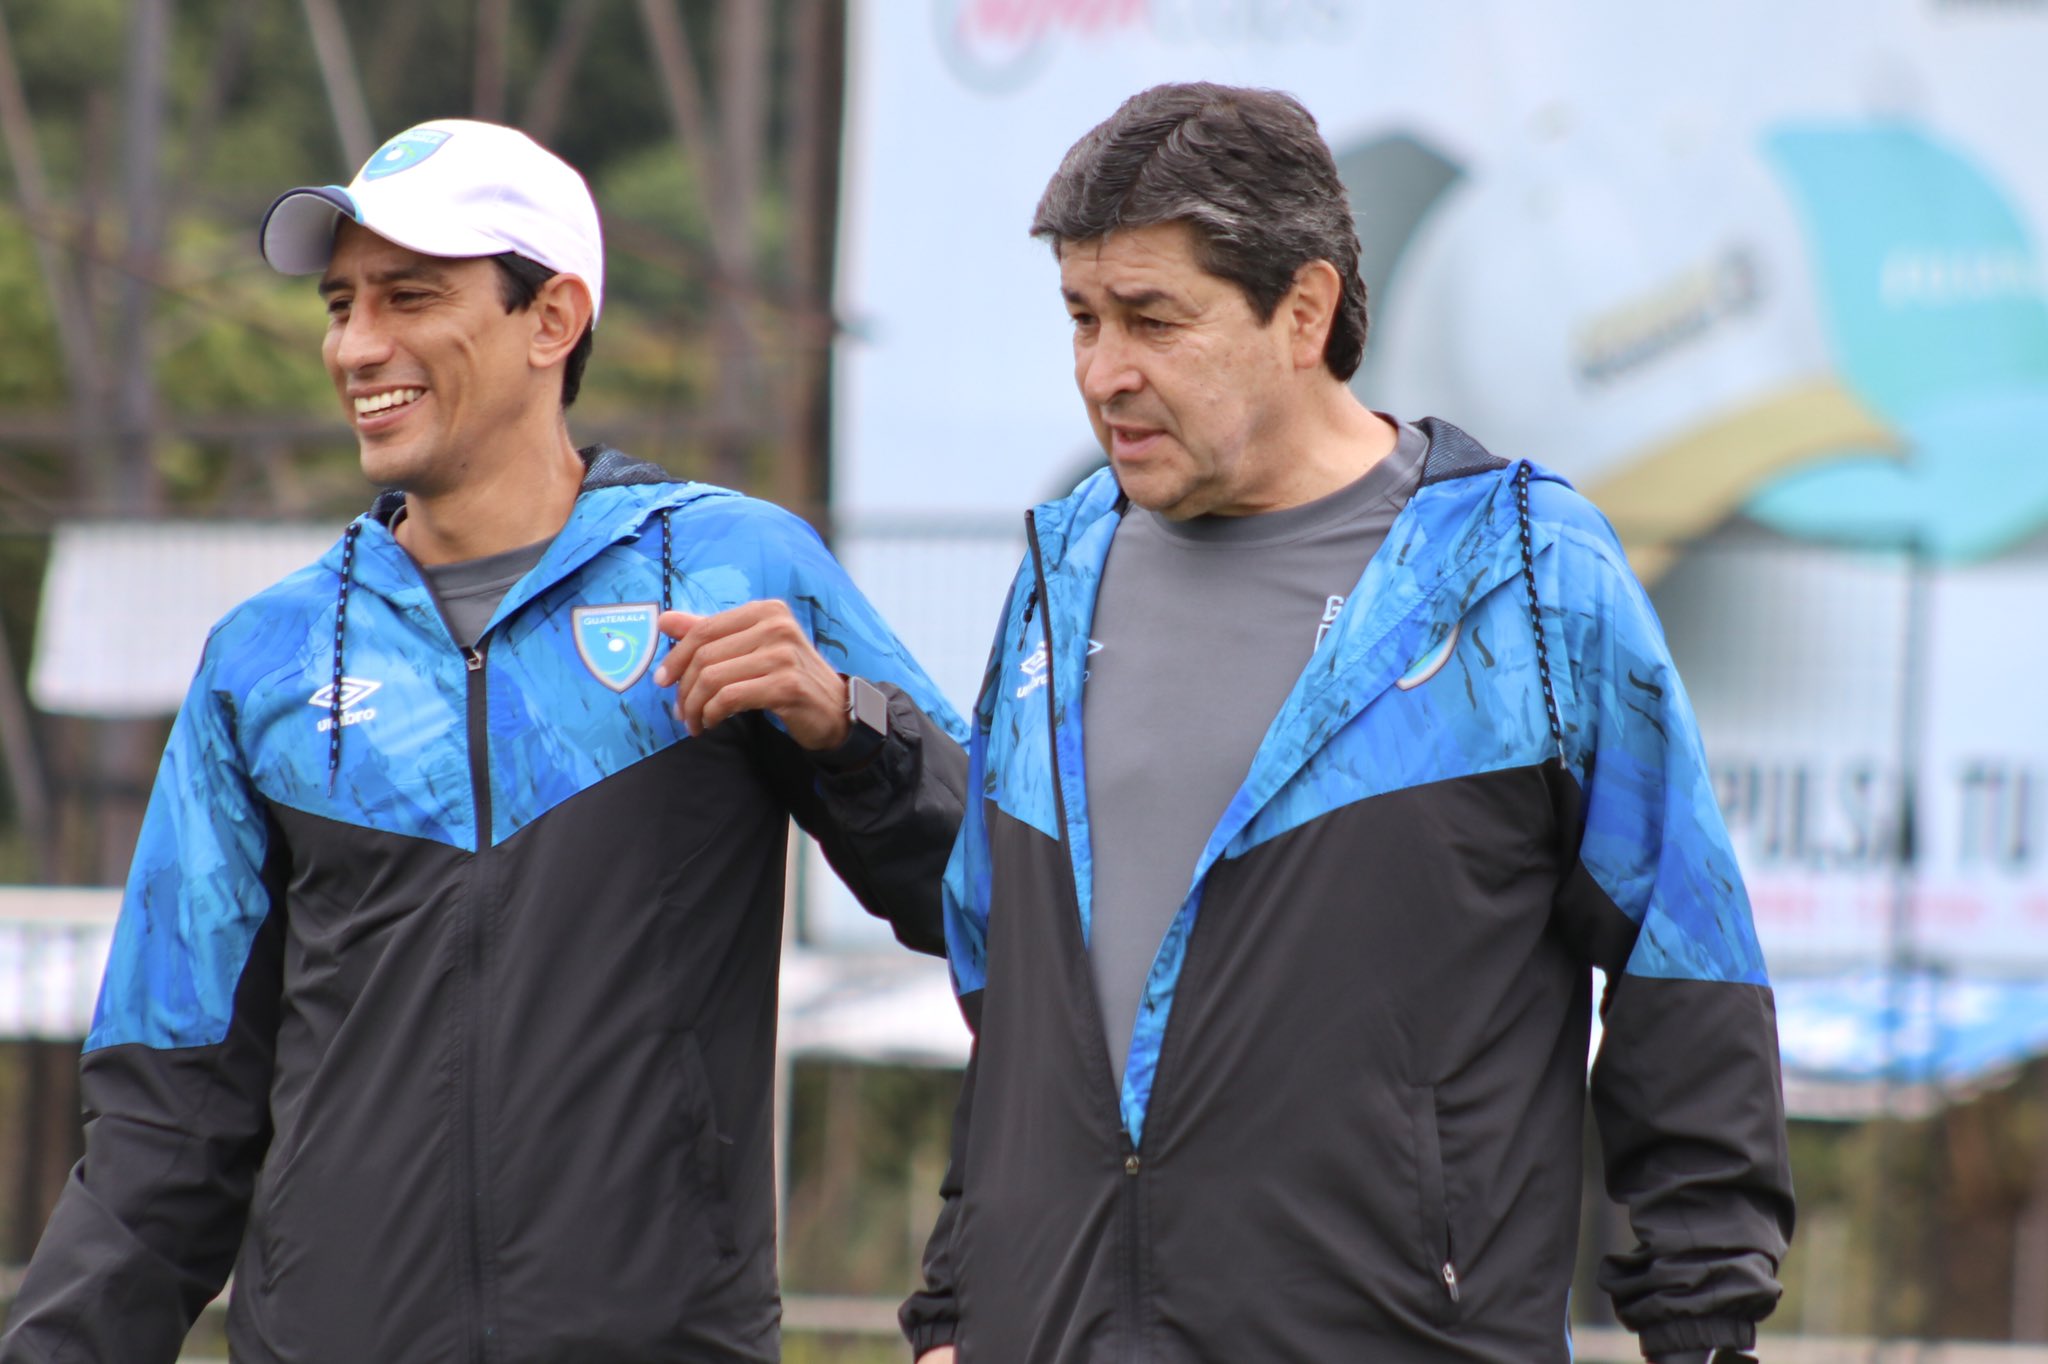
[{"x1": 1747, "y1": 124, "x2": 2048, "y2": 560}]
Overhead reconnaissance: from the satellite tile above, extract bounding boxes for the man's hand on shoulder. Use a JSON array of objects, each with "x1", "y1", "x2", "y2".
[
  {"x1": 654, "y1": 602, "x2": 850, "y2": 750},
  {"x1": 916, "y1": 1350, "x2": 956, "y2": 1364}
]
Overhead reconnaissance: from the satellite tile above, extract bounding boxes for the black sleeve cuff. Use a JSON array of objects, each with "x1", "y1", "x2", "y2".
[
  {"x1": 808, "y1": 719, "x2": 887, "y2": 773},
  {"x1": 809, "y1": 685, "x2": 922, "y2": 802},
  {"x1": 902, "y1": 1313, "x2": 957, "y2": 1356},
  {"x1": 1638, "y1": 1317, "x2": 1758, "y2": 1356}
]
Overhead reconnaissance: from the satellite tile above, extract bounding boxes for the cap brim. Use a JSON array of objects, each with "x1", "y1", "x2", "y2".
[
  {"x1": 1586, "y1": 379, "x2": 1903, "y2": 584},
  {"x1": 260, "y1": 186, "x2": 359, "y2": 275}
]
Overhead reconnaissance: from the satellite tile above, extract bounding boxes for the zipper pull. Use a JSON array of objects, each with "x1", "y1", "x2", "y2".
[
  {"x1": 1018, "y1": 508, "x2": 1042, "y2": 651},
  {"x1": 1440, "y1": 1261, "x2": 1460, "y2": 1303},
  {"x1": 1017, "y1": 585, "x2": 1038, "y2": 651},
  {"x1": 464, "y1": 646, "x2": 484, "y2": 673}
]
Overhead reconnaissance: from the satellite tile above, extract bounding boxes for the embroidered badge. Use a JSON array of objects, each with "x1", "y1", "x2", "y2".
[
  {"x1": 360, "y1": 127, "x2": 453, "y2": 180},
  {"x1": 573, "y1": 604, "x2": 660, "y2": 693}
]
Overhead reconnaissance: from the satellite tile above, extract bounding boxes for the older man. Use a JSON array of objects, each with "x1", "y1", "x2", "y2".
[
  {"x1": 3, "y1": 119, "x2": 964, "y2": 1363},
  {"x1": 903, "y1": 84, "x2": 1792, "y2": 1364}
]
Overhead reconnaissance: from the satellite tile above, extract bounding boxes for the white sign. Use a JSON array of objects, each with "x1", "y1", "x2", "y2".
[{"x1": 825, "y1": 0, "x2": 2048, "y2": 973}]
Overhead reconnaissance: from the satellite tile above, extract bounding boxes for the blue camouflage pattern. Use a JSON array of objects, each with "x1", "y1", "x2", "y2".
[
  {"x1": 946, "y1": 458, "x2": 1766, "y2": 1145},
  {"x1": 90, "y1": 482, "x2": 965, "y2": 1053}
]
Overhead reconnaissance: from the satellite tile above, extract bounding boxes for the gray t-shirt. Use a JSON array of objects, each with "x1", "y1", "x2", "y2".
[
  {"x1": 418, "y1": 535, "x2": 552, "y2": 649},
  {"x1": 1083, "y1": 417, "x2": 1428, "y2": 1087}
]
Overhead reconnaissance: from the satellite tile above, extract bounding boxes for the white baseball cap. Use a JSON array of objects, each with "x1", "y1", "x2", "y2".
[{"x1": 260, "y1": 118, "x2": 605, "y2": 323}]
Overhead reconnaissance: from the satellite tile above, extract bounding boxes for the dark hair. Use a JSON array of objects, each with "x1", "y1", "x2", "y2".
[
  {"x1": 1032, "y1": 83, "x2": 1369, "y2": 381},
  {"x1": 491, "y1": 253, "x2": 595, "y2": 408}
]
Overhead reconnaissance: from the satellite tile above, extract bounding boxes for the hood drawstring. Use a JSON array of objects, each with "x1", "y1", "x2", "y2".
[
  {"x1": 660, "y1": 510, "x2": 674, "y2": 614},
  {"x1": 327, "y1": 520, "x2": 363, "y2": 793},
  {"x1": 1513, "y1": 462, "x2": 1567, "y2": 766}
]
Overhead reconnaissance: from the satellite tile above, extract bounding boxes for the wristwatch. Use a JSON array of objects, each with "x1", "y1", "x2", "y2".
[
  {"x1": 845, "y1": 674, "x2": 889, "y2": 740},
  {"x1": 831, "y1": 674, "x2": 889, "y2": 765}
]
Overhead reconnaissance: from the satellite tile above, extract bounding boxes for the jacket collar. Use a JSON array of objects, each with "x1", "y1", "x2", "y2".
[
  {"x1": 320, "y1": 446, "x2": 735, "y2": 629},
  {"x1": 1023, "y1": 464, "x2": 1126, "y2": 573},
  {"x1": 1022, "y1": 421, "x2": 1575, "y2": 882}
]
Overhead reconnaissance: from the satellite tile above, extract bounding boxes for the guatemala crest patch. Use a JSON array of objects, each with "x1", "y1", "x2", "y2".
[
  {"x1": 360, "y1": 127, "x2": 453, "y2": 180},
  {"x1": 573, "y1": 604, "x2": 660, "y2": 693}
]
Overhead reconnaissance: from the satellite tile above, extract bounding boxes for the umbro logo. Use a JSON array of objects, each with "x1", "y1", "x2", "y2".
[
  {"x1": 309, "y1": 677, "x2": 382, "y2": 732},
  {"x1": 1016, "y1": 639, "x2": 1102, "y2": 700}
]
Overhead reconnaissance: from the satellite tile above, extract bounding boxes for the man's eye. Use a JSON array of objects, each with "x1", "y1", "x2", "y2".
[
  {"x1": 325, "y1": 299, "x2": 351, "y2": 318},
  {"x1": 1138, "y1": 316, "x2": 1172, "y2": 334},
  {"x1": 1069, "y1": 312, "x2": 1096, "y2": 329}
]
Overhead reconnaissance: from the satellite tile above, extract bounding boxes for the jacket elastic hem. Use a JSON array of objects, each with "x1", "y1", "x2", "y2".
[
  {"x1": 904, "y1": 1318, "x2": 958, "y2": 1356},
  {"x1": 1637, "y1": 1316, "x2": 1758, "y2": 1354},
  {"x1": 808, "y1": 724, "x2": 888, "y2": 774},
  {"x1": 811, "y1": 687, "x2": 923, "y2": 797}
]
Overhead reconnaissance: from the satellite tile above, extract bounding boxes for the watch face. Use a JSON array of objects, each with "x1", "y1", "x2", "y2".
[{"x1": 849, "y1": 676, "x2": 889, "y2": 735}]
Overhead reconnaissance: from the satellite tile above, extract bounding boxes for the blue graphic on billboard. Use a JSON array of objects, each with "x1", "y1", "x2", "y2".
[{"x1": 1748, "y1": 125, "x2": 2048, "y2": 561}]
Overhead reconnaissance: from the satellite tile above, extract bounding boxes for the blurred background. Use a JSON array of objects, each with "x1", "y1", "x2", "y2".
[{"x1": 0, "y1": 0, "x2": 2045, "y2": 1359}]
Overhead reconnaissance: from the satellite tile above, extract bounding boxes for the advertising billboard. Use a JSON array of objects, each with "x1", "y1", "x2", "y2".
[{"x1": 826, "y1": 0, "x2": 2048, "y2": 1010}]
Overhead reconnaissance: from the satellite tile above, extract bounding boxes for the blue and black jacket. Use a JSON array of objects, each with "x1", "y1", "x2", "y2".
[
  {"x1": 2, "y1": 449, "x2": 968, "y2": 1364},
  {"x1": 902, "y1": 422, "x2": 1793, "y2": 1362}
]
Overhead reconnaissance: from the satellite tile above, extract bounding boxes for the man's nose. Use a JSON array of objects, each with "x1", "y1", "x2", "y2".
[
  {"x1": 333, "y1": 306, "x2": 394, "y2": 373},
  {"x1": 1078, "y1": 328, "x2": 1142, "y2": 406}
]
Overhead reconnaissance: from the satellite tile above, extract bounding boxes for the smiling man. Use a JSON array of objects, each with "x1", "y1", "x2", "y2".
[
  {"x1": 902, "y1": 84, "x2": 1793, "y2": 1364},
  {"x1": 0, "y1": 119, "x2": 966, "y2": 1364}
]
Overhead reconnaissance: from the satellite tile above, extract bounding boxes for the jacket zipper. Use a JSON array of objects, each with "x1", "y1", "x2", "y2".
[
  {"x1": 1025, "y1": 511, "x2": 1147, "y2": 1354},
  {"x1": 1120, "y1": 1128, "x2": 1144, "y2": 1356},
  {"x1": 459, "y1": 642, "x2": 496, "y2": 1363},
  {"x1": 466, "y1": 644, "x2": 491, "y2": 837},
  {"x1": 1024, "y1": 514, "x2": 1063, "y2": 845}
]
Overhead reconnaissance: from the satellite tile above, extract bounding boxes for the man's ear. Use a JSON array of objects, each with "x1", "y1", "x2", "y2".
[
  {"x1": 529, "y1": 273, "x2": 595, "y2": 370},
  {"x1": 1282, "y1": 259, "x2": 1342, "y2": 371}
]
